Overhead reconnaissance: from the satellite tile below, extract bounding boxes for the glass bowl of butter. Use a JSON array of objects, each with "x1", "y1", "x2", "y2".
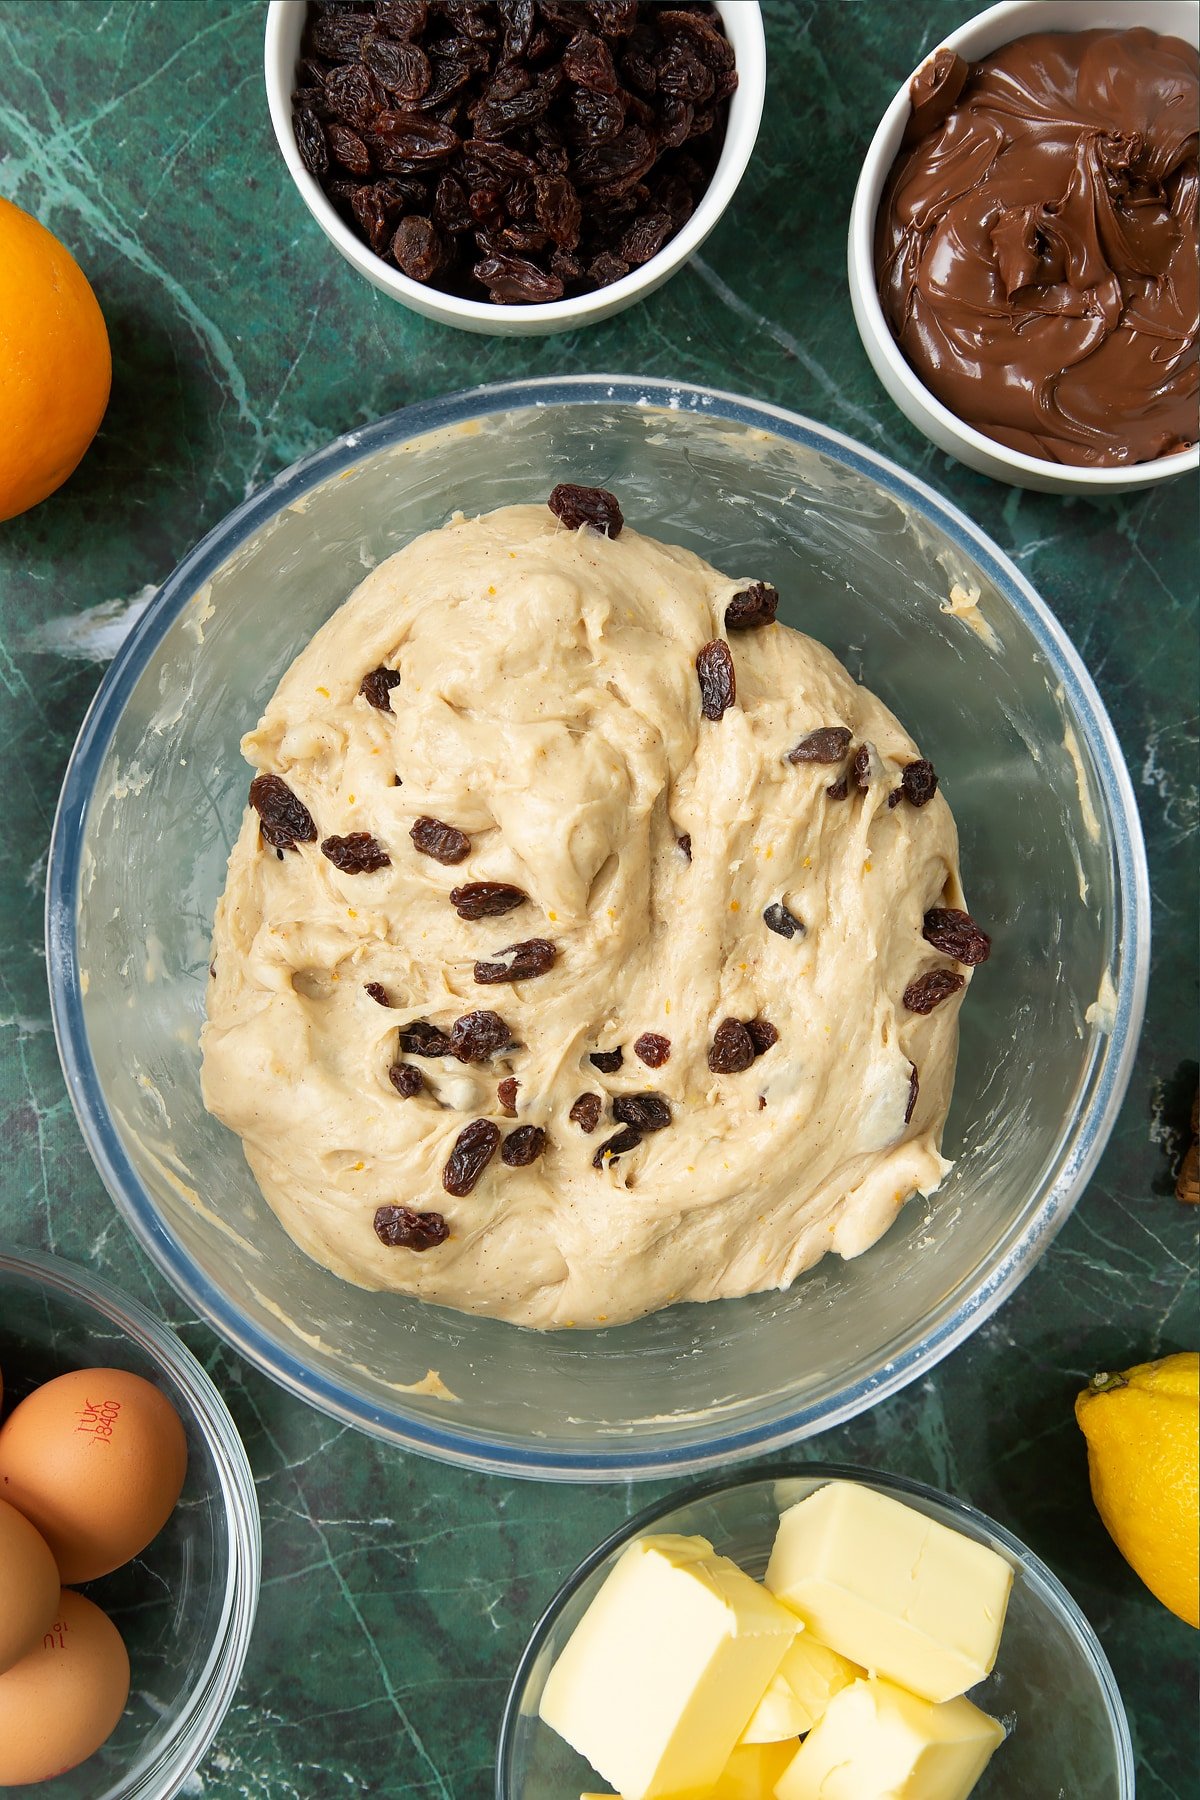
[{"x1": 497, "y1": 1466, "x2": 1133, "y2": 1800}]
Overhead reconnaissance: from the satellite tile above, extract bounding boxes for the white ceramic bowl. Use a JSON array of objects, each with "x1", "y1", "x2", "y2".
[
  {"x1": 848, "y1": 0, "x2": 1200, "y2": 494},
  {"x1": 263, "y1": 0, "x2": 765, "y2": 336}
]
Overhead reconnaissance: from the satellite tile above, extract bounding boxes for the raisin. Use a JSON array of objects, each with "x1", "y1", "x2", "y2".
[
  {"x1": 474, "y1": 938, "x2": 557, "y2": 983},
  {"x1": 901, "y1": 759, "x2": 939, "y2": 808},
  {"x1": 563, "y1": 29, "x2": 619, "y2": 92},
  {"x1": 588, "y1": 249, "x2": 629, "y2": 285},
  {"x1": 788, "y1": 726, "x2": 852, "y2": 764},
  {"x1": 905, "y1": 1063, "x2": 920, "y2": 1125},
  {"x1": 327, "y1": 122, "x2": 373, "y2": 175},
  {"x1": 746, "y1": 1017, "x2": 779, "y2": 1057},
  {"x1": 570, "y1": 1092, "x2": 603, "y2": 1133},
  {"x1": 497, "y1": 1075, "x2": 520, "y2": 1115},
  {"x1": 363, "y1": 33, "x2": 431, "y2": 102},
  {"x1": 377, "y1": 1, "x2": 428, "y2": 37},
  {"x1": 442, "y1": 1118, "x2": 501, "y2": 1195},
  {"x1": 565, "y1": 85, "x2": 626, "y2": 145},
  {"x1": 386, "y1": 0, "x2": 432, "y2": 31},
  {"x1": 373, "y1": 1204, "x2": 448, "y2": 1249},
  {"x1": 852, "y1": 742, "x2": 879, "y2": 790},
  {"x1": 502, "y1": 1124, "x2": 546, "y2": 1166},
  {"x1": 368, "y1": 112, "x2": 460, "y2": 170},
  {"x1": 397, "y1": 1020, "x2": 452, "y2": 1056},
  {"x1": 593, "y1": 1124, "x2": 642, "y2": 1167},
  {"x1": 449, "y1": 881, "x2": 528, "y2": 919},
  {"x1": 410, "y1": 816, "x2": 471, "y2": 863},
  {"x1": 392, "y1": 215, "x2": 445, "y2": 281},
  {"x1": 547, "y1": 483, "x2": 624, "y2": 536},
  {"x1": 903, "y1": 969, "x2": 966, "y2": 1013},
  {"x1": 434, "y1": 171, "x2": 473, "y2": 233},
  {"x1": 589, "y1": 1047, "x2": 624, "y2": 1073},
  {"x1": 826, "y1": 776, "x2": 849, "y2": 801},
  {"x1": 294, "y1": 106, "x2": 330, "y2": 176},
  {"x1": 323, "y1": 63, "x2": 387, "y2": 131},
  {"x1": 677, "y1": 833, "x2": 692, "y2": 861},
  {"x1": 922, "y1": 908, "x2": 992, "y2": 966},
  {"x1": 612, "y1": 1092, "x2": 671, "y2": 1132},
  {"x1": 388, "y1": 1061, "x2": 424, "y2": 1097},
  {"x1": 474, "y1": 251, "x2": 564, "y2": 302},
  {"x1": 696, "y1": 640, "x2": 735, "y2": 721},
  {"x1": 533, "y1": 172, "x2": 583, "y2": 247},
  {"x1": 449, "y1": 1009, "x2": 512, "y2": 1062},
  {"x1": 763, "y1": 901, "x2": 803, "y2": 939},
  {"x1": 575, "y1": 123, "x2": 656, "y2": 190},
  {"x1": 309, "y1": 12, "x2": 372, "y2": 60},
  {"x1": 321, "y1": 832, "x2": 391, "y2": 873},
  {"x1": 360, "y1": 665, "x2": 403, "y2": 711},
  {"x1": 352, "y1": 178, "x2": 417, "y2": 252},
  {"x1": 500, "y1": 0, "x2": 535, "y2": 60},
  {"x1": 365, "y1": 981, "x2": 392, "y2": 1006},
  {"x1": 707, "y1": 1018, "x2": 755, "y2": 1074},
  {"x1": 724, "y1": 582, "x2": 779, "y2": 632},
  {"x1": 249, "y1": 773, "x2": 317, "y2": 855},
  {"x1": 633, "y1": 1032, "x2": 671, "y2": 1068},
  {"x1": 658, "y1": 42, "x2": 714, "y2": 105}
]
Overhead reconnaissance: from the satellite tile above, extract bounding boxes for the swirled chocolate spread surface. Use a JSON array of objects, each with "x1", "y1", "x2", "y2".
[{"x1": 876, "y1": 29, "x2": 1199, "y2": 466}]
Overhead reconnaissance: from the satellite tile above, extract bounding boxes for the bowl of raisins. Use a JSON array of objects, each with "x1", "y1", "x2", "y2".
[{"x1": 264, "y1": 1, "x2": 766, "y2": 334}]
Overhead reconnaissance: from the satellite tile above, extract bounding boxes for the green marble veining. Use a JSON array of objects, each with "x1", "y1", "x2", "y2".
[{"x1": 1, "y1": 3, "x2": 1196, "y2": 1796}]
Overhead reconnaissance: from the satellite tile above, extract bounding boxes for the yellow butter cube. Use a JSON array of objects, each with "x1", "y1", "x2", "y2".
[
  {"x1": 774, "y1": 1678, "x2": 1005, "y2": 1800},
  {"x1": 765, "y1": 1484, "x2": 1012, "y2": 1703},
  {"x1": 739, "y1": 1672, "x2": 809, "y2": 1744},
  {"x1": 710, "y1": 1741, "x2": 798, "y2": 1798},
  {"x1": 580, "y1": 1741, "x2": 796, "y2": 1800},
  {"x1": 775, "y1": 1634, "x2": 863, "y2": 1733},
  {"x1": 540, "y1": 1534, "x2": 798, "y2": 1800}
]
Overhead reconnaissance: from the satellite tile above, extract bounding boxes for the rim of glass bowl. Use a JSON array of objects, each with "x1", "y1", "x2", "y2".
[
  {"x1": 46, "y1": 374, "x2": 1150, "y2": 1480},
  {"x1": 0, "y1": 1245, "x2": 261, "y2": 1800},
  {"x1": 494, "y1": 1463, "x2": 1136, "y2": 1800}
]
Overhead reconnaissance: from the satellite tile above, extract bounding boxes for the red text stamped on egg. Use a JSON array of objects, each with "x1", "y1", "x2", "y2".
[{"x1": 74, "y1": 1397, "x2": 121, "y2": 1444}]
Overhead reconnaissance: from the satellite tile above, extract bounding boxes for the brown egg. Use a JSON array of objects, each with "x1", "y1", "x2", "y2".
[
  {"x1": 0, "y1": 1498, "x2": 60, "y2": 1676},
  {"x1": 0, "y1": 1368, "x2": 187, "y2": 1583},
  {"x1": 0, "y1": 1589, "x2": 130, "y2": 1785}
]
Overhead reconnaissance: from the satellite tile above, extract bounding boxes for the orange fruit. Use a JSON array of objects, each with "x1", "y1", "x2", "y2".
[{"x1": 0, "y1": 195, "x2": 111, "y2": 523}]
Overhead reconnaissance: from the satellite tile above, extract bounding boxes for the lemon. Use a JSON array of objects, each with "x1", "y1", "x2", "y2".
[{"x1": 1075, "y1": 1351, "x2": 1199, "y2": 1627}]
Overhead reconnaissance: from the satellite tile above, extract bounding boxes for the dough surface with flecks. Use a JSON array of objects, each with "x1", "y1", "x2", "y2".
[{"x1": 201, "y1": 504, "x2": 972, "y2": 1328}]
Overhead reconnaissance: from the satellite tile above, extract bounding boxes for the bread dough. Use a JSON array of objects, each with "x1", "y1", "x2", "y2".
[{"x1": 201, "y1": 504, "x2": 971, "y2": 1329}]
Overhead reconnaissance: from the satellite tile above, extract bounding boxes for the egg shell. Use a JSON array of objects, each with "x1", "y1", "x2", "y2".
[
  {"x1": 0, "y1": 1588, "x2": 130, "y2": 1785},
  {"x1": 0, "y1": 1498, "x2": 61, "y2": 1676},
  {"x1": 0, "y1": 1367, "x2": 187, "y2": 1583}
]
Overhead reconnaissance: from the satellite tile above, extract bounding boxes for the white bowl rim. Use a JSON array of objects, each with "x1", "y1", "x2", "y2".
[
  {"x1": 848, "y1": 0, "x2": 1200, "y2": 488},
  {"x1": 45, "y1": 373, "x2": 1151, "y2": 1480},
  {"x1": 495, "y1": 1463, "x2": 1136, "y2": 1800},
  {"x1": 0, "y1": 1245, "x2": 261, "y2": 1800},
  {"x1": 262, "y1": 0, "x2": 767, "y2": 326}
]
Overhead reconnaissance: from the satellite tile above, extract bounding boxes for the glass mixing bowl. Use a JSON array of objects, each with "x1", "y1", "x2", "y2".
[
  {"x1": 46, "y1": 376, "x2": 1148, "y2": 1479},
  {"x1": 0, "y1": 1247, "x2": 260, "y2": 1799},
  {"x1": 496, "y1": 1467, "x2": 1134, "y2": 1799}
]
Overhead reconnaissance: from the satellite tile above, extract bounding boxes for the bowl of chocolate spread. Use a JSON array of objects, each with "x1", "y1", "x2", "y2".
[{"x1": 849, "y1": 1, "x2": 1199, "y2": 492}]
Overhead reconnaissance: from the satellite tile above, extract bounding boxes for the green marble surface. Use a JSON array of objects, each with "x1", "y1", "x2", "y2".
[{"x1": 0, "y1": 2, "x2": 1196, "y2": 1795}]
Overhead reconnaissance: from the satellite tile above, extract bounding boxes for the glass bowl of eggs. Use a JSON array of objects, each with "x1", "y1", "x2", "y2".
[{"x1": 0, "y1": 1246, "x2": 260, "y2": 1798}]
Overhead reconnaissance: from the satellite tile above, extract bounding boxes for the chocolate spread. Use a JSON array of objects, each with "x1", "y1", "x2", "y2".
[{"x1": 876, "y1": 28, "x2": 1199, "y2": 466}]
